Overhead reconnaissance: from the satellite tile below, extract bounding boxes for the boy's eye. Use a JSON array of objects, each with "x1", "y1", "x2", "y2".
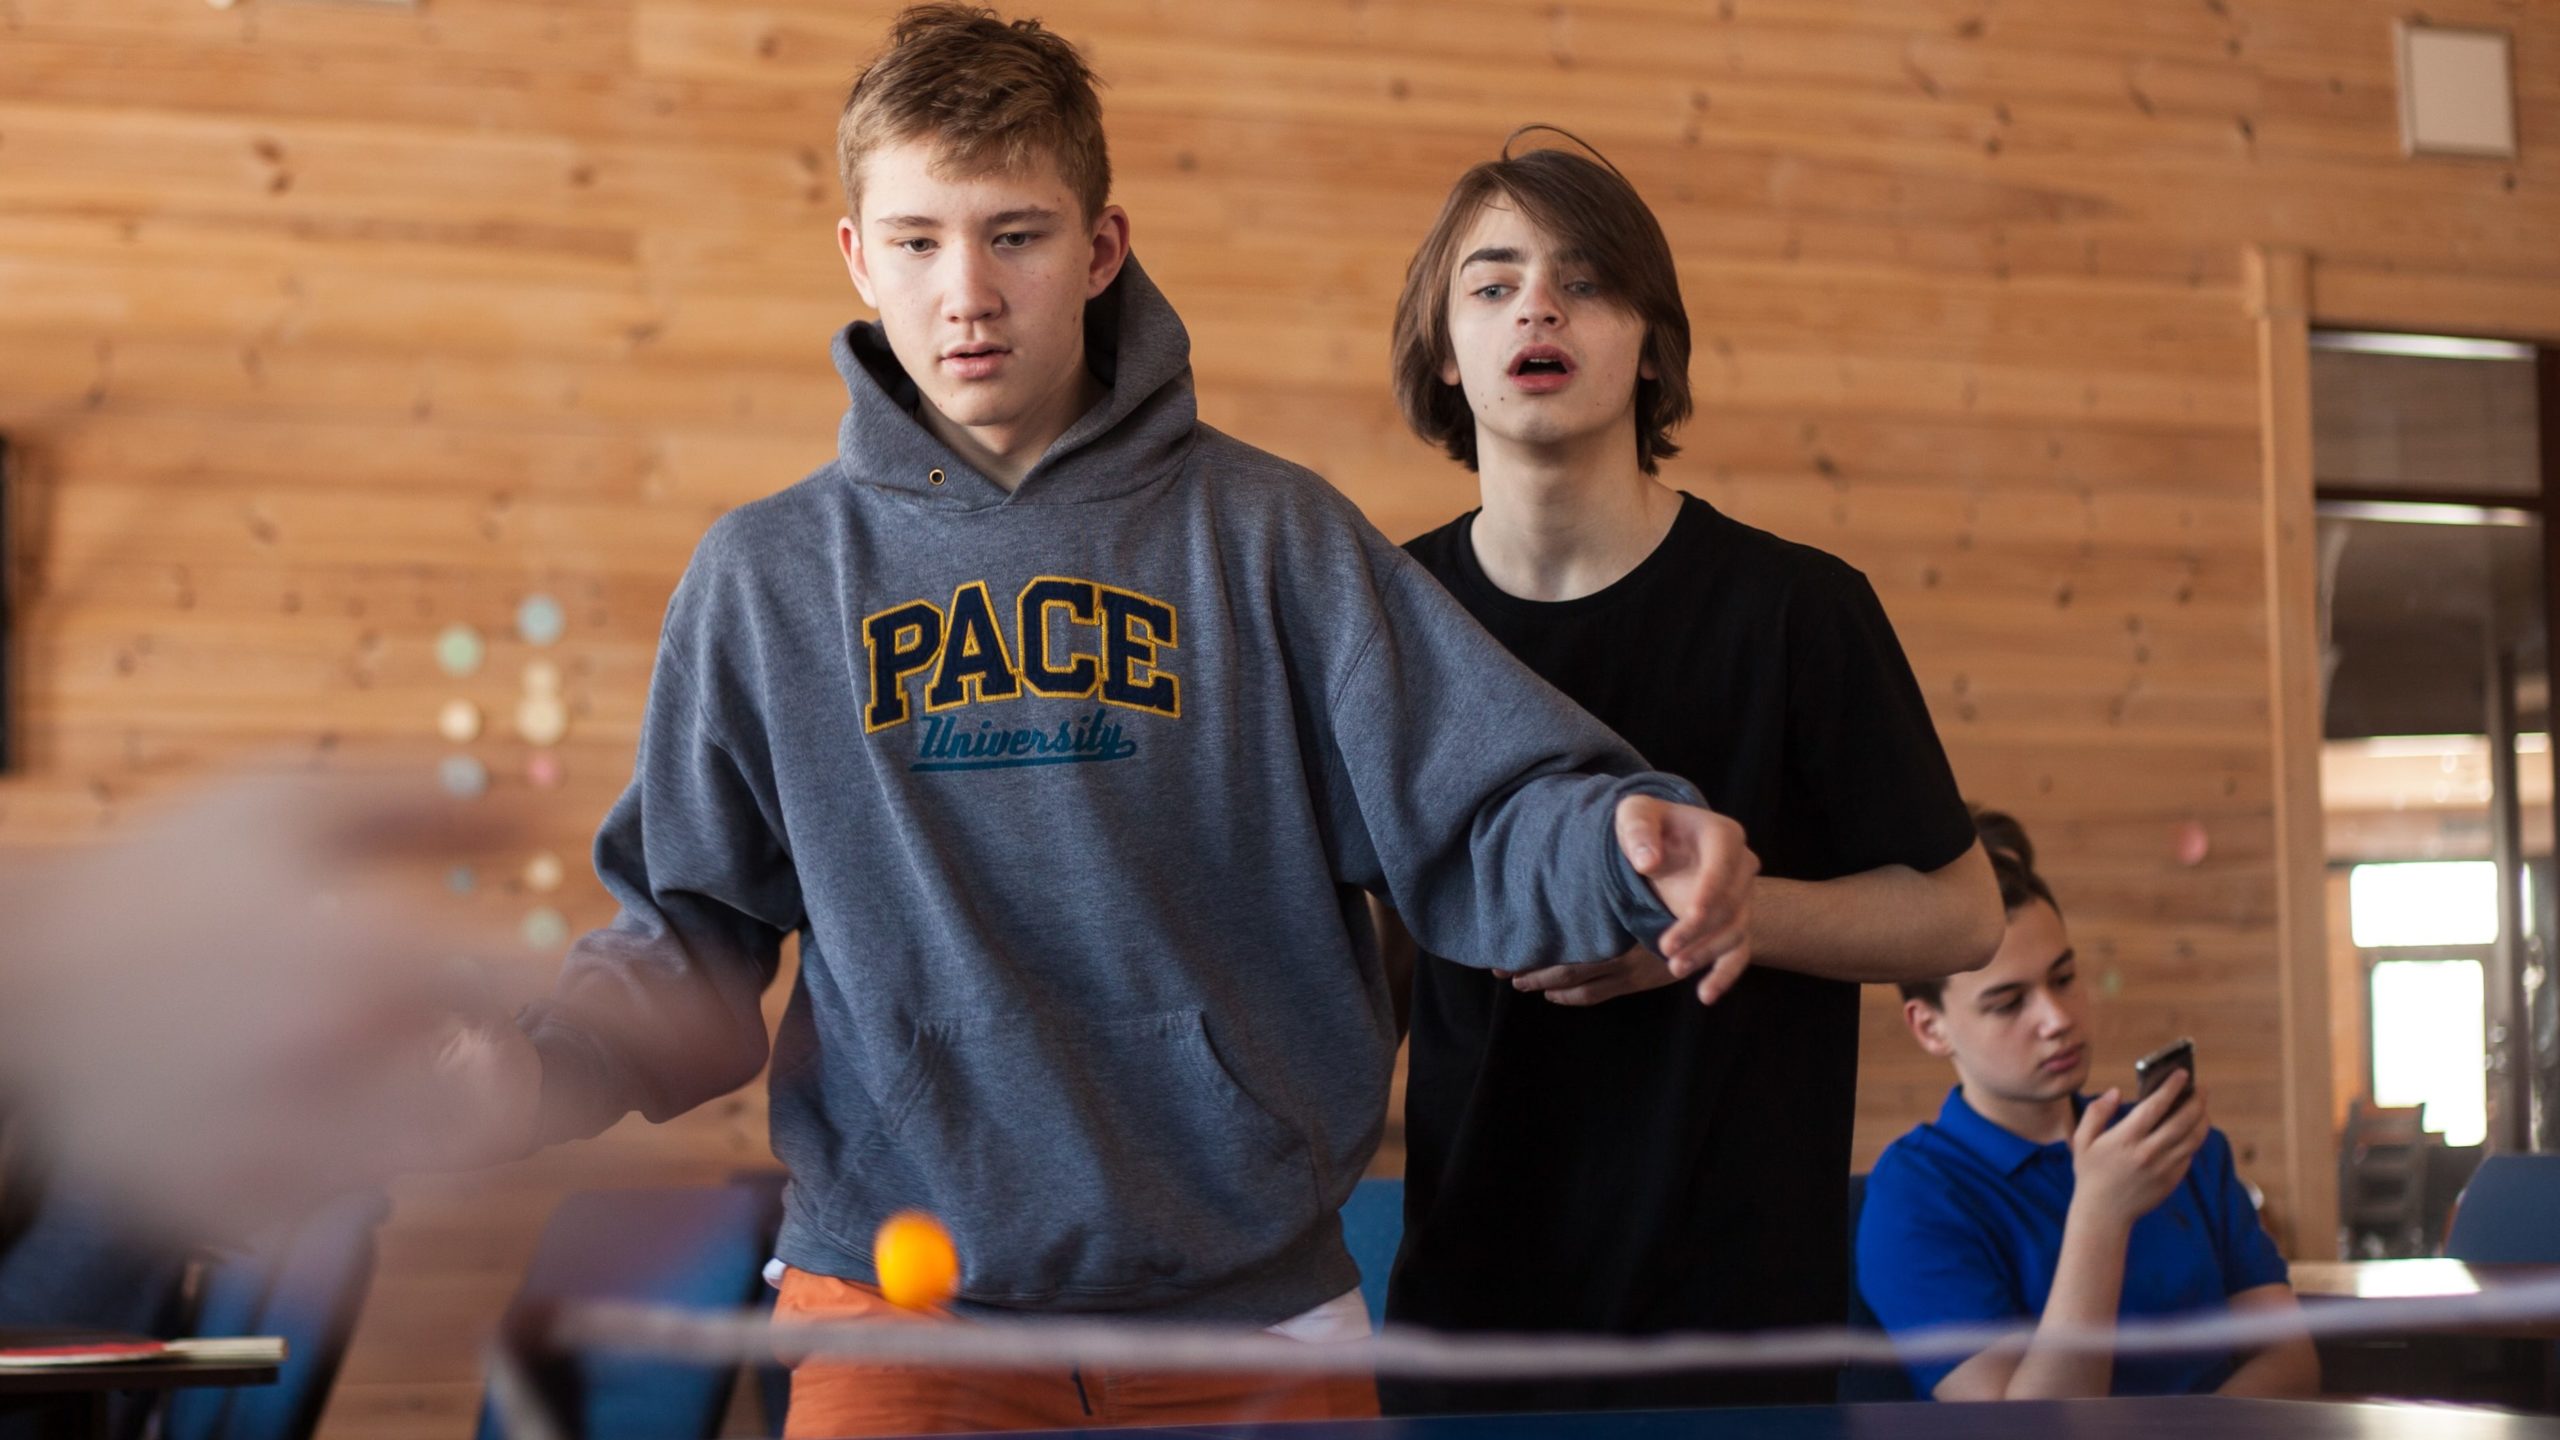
[
  {"x1": 993, "y1": 231, "x2": 1038, "y2": 249},
  {"x1": 1566, "y1": 280, "x2": 1600, "y2": 296},
  {"x1": 895, "y1": 238, "x2": 936, "y2": 256},
  {"x1": 1472, "y1": 283, "x2": 1512, "y2": 300},
  {"x1": 2054, "y1": 972, "x2": 2075, "y2": 990}
]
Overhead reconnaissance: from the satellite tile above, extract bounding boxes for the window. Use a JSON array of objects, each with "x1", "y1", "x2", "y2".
[
  {"x1": 2350, "y1": 862, "x2": 2496, "y2": 1146},
  {"x1": 2349, "y1": 860, "x2": 2499, "y2": 948},
  {"x1": 2369, "y1": 958, "x2": 2489, "y2": 1147}
]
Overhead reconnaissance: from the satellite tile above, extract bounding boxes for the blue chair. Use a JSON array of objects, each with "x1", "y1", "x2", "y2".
[
  {"x1": 0, "y1": 1179, "x2": 195, "y2": 1440},
  {"x1": 2439, "y1": 1154, "x2": 2560, "y2": 1411},
  {"x1": 166, "y1": 1189, "x2": 393, "y2": 1440},
  {"x1": 474, "y1": 1184, "x2": 781, "y2": 1440},
  {"x1": 2445, "y1": 1153, "x2": 2560, "y2": 1264},
  {"x1": 1340, "y1": 1177, "x2": 1403, "y2": 1328},
  {"x1": 1838, "y1": 1173, "x2": 1914, "y2": 1402}
]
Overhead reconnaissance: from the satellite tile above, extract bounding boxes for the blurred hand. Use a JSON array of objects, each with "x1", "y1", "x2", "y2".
[
  {"x1": 1506, "y1": 945, "x2": 1680, "y2": 1007},
  {"x1": 2068, "y1": 1071, "x2": 2210, "y2": 1233},
  {"x1": 0, "y1": 773, "x2": 543, "y2": 1240},
  {"x1": 1613, "y1": 796, "x2": 1755, "y2": 1004},
  {"x1": 402, "y1": 1015, "x2": 547, "y2": 1172}
]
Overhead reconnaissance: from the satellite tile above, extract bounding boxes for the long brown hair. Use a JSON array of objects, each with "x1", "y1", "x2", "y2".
[{"x1": 1390, "y1": 129, "x2": 1693, "y2": 475}]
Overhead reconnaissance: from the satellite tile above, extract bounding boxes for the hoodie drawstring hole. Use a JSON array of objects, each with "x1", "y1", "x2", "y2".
[{"x1": 928, "y1": 468, "x2": 945, "y2": 485}]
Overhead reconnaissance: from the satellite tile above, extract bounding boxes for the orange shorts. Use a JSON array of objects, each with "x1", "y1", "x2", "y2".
[{"x1": 775, "y1": 1268, "x2": 1379, "y2": 1438}]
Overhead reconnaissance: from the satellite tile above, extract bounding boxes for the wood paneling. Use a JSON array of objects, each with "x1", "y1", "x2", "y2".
[
  {"x1": 2249, "y1": 244, "x2": 2339, "y2": 1255},
  {"x1": 2325, "y1": 868, "x2": 2368, "y2": 1127},
  {"x1": 5, "y1": 1, "x2": 2559, "y2": 1430}
]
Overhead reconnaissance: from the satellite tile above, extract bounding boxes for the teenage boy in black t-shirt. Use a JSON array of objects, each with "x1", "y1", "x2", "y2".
[{"x1": 1374, "y1": 134, "x2": 2006, "y2": 1415}]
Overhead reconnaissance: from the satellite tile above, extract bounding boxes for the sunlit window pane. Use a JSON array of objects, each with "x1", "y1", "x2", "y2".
[
  {"x1": 2350, "y1": 861, "x2": 2499, "y2": 947},
  {"x1": 2371, "y1": 959, "x2": 2487, "y2": 1147}
]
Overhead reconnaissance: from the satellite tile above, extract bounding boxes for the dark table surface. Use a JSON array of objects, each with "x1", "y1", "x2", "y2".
[
  {"x1": 2291, "y1": 1259, "x2": 2560, "y2": 1300},
  {"x1": 988, "y1": 1397, "x2": 2560, "y2": 1440},
  {"x1": 2292, "y1": 1260, "x2": 2560, "y2": 1341},
  {"x1": 0, "y1": 1356, "x2": 279, "y2": 1398}
]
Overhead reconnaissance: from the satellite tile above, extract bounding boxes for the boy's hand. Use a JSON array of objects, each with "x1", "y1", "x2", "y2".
[
  {"x1": 2068, "y1": 1070, "x2": 2210, "y2": 1233},
  {"x1": 393, "y1": 1017, "x2": 547, "y2": 1173},
  {"x1": 2, "y1": 773, "x2": 539, "y2": 1239},
  {"x1": 1614, "y1": 795, "x2": 1756, "y2": 1004},
  {"x1": 1506, "y1": 946, "x2": 1678, "y2": 1007}
]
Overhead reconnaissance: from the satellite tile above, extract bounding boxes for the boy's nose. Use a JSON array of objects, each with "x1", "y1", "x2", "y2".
[
  {"x1": 1513, "y1": 279, "x2": 1563, "y2": 328},
  {"x1": 945, "y1": 254, "x2": 1003, "y2": 322}
]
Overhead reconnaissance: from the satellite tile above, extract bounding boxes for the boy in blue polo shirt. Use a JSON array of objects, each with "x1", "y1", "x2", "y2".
[{"x1": 1857, "y1": 810, "x2": 2318, "y2": 1401}]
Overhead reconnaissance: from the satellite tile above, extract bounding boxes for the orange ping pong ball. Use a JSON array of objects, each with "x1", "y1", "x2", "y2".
[{"x1": 873, "y1": 1211, "x2": 959, "y2": 1311}]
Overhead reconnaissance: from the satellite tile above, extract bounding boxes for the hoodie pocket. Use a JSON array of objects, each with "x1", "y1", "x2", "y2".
[{"x1": 873, "y1": 1007, "x2": 1321, "y2": 1306}]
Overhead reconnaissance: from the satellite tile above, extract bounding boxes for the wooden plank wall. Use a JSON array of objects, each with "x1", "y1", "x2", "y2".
[{"x1": 1, "y1": 1, "x2": 2555, "y2": 1434}]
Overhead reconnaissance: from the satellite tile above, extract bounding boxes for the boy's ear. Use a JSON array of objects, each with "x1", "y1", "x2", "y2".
[
  {"x1": 840, "y1": 216, "x2": 880, "y2": 310},
  {"x1": 1085, "y1": 204, "x2": 1133, "y2": 300},
  {"x1": 1903, "y1": 998, "x2": 1956, "y2": 1060},
  {"x1": 1437, "y1": 346, "x2": 1462, "y2": 387}
]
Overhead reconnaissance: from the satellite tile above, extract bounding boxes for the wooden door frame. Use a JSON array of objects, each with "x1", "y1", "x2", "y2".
[{"x1": 2250, "y1": 247, "x2": 2560, "y2": 1257}]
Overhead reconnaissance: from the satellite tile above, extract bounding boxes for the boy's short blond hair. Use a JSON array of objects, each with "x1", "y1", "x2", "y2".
[{"x1": 837, "y1": 3, "x2": 1112, "y2": 222}]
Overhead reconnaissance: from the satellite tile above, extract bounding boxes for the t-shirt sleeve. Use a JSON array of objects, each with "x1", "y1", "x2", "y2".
[
  {"x1": 1856, "y1": 1148, "x2": 2024, "y2": 1397},
  {"x1": 1784, "y1": 564, "x2": 1975, "y2": 877},
  {"x1": 2195, "y1": 1128, "x2": 2291, "y2": 1296}
]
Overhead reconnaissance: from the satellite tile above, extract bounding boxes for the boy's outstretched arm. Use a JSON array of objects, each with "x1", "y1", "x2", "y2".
[
  {"x1": 1320, "y1": 542, "x2": 1755, "y2": 984},
  {"x1": 1509, "y1": 841, "x2": 1999, "y2": 1005}
]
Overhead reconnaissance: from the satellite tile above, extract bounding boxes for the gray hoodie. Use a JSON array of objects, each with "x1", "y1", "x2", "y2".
[{"x1": 522, "y1": 258, "x2": 1705, "y2": 1323}]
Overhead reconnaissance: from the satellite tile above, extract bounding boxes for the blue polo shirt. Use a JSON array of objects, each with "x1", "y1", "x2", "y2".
[{"x1": 1855, "y1": 1086, "x2": 2289, "y2": 1398}]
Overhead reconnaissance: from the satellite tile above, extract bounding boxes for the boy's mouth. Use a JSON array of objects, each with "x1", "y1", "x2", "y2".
[
  {"x1": 941, "y1": 342, "x2": 1012, "y2": 380},
  {"x1": 1507, "y1": 345, "x2": 1576, "y2": 391}
]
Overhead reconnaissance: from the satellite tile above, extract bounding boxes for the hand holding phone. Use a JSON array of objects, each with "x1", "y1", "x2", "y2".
[{"x1": 2071, "y1": 1053, "x2": 2210, "y2": 1231}]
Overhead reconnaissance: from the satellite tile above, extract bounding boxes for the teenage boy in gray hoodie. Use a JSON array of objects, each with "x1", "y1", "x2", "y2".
[{"x1": 437, "y1": 7, "x2": 1757, "y2": 1434}]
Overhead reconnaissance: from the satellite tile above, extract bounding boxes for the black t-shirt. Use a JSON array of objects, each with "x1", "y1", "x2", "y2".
[{"x1": 1384, "y1": 493, "x2": 1974, "y2": 1415}]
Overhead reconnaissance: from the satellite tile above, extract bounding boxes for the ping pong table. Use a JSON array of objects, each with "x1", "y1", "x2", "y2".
[{"x1": 1004, "y1": 1396, "x2": 2560, "y2": 1439}]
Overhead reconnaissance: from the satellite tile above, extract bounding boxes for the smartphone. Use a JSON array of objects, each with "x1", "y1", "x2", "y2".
[{"x1": 2133, "y1": 1037, "x2": 2197, "y2": 1109}]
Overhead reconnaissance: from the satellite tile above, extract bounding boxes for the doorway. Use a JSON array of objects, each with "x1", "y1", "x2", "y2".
[{"x1": 2311, "y1": 328, "x2": 2558, "y2": 1254}]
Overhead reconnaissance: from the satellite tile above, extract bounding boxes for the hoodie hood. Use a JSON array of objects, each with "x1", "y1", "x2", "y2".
[{"x1": 831, "y1": 254, "x2": 1199, "y2": 510}]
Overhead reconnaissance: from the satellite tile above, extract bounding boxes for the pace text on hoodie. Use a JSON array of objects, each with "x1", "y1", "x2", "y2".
[{"x1": 519, "y1": 258, "x2": 1707, "y2": 1324}]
